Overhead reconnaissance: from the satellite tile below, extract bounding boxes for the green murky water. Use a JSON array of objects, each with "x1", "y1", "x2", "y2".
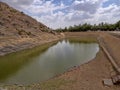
[{"x1": 0, "y1": 39, "x2": 99, "y2": 85}]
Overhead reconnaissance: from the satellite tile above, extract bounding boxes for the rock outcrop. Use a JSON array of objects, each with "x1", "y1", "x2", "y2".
[{"x1": 0, "y1": 2, "x2": 62, "y2": 56}]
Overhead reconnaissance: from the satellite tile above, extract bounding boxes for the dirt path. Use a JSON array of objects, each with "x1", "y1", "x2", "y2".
[{"x1": 99, "y1": 32, "x2": 120, "y2": 66}]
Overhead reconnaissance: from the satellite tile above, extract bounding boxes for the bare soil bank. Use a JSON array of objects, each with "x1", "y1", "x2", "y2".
[
  {"x1": 0, "y1": 32, "x2": 120, "y2": 90},
  {"x1": 0, "y1": 33, "x2": 64, "y2": 56},
  {"x1": 38, "y1": 32, "x2": 120, "y2": 90}
]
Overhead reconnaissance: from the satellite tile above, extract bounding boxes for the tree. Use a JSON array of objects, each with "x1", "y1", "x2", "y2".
[
  {"x1": 115, "y1": 20, "x2": 120, "y2": 30},
  {"x1": 55, "y1": 20, "x2": 120, "y2": 32}
]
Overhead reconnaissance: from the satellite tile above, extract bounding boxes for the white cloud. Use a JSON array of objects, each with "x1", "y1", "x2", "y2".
[
  {"x1": 24, "y1": 0, "x2": 67, "y2": 16},
  {"x1": 0, "y1": 0, "x2": 34, "y2": 10},
  {"x1": 32, "y1": 0, "x2": 120, "y2": 29},
  {"x1": 0, "y1": 0, "x2": 120, "y2": 29},
  {"x1": 97, "y1": 4, "x2": 120, "y2": 23},
  {"x1": 73, "y1": 0, "x2": 85, "y2": 5},
  {"x1": 72, "y1": 0, "x2": 103, "y2": 14}
]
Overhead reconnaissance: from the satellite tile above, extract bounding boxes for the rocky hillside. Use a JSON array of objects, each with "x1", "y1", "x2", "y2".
[
  {"x1": 0, "y1": 2, "x2": 63, "y2": 56},
  {"x1": 0, "y1": 2, "x2": 52, "y2": 37}
]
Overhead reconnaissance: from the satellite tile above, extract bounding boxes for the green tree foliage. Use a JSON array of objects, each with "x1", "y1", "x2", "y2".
[
  {"x1": 56, "y1": 20, "x2": 120, "y2": 32},
  {"x1": 115, "y1": 21, "x2": 120, "y2": 30}
]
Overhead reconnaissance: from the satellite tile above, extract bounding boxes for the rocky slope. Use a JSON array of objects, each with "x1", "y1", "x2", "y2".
[
  {"x1": 0, "y1": 2, "x2": 63, "y2": 56},
  {"x1": 0, "y1": 2, "x2": 53, "y2": 37}
]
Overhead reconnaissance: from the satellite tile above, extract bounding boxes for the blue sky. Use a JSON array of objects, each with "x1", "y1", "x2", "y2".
[
  {"x1": 0, "y1": 0, "x2": 120, "y2": 29},
  {"x1": 102, "y1": 0, "x2": 120, "y2": 7}
]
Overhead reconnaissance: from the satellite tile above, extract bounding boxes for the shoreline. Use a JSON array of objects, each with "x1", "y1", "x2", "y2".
[
  {"x1": 38, "y1": 32, "x2": 120, "y2": 90},
  {"x1": 0, "y1": 33, "x2": 64, "y2": 56},
  {"x1": 0, "y1": 32, "x2": 120, "y2": 90}
]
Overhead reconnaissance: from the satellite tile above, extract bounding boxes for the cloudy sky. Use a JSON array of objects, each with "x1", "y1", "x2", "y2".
[{"x1": 0, "y1": 0, "x2": 120, "y2": 29}]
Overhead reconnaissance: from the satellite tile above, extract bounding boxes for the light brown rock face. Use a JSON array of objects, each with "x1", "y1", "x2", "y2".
[
  {"x1": 0, "y1": 2, "x2": 50, "y2": 37},
  {"x1": 0, "y1": 2, "x2": 62, "y2": 56}
]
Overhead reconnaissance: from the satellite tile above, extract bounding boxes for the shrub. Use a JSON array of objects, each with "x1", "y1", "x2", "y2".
[
  {"x1": 18, "y1": 29, "x2": 25, "y2": 35},
  {"x1": 0, "y1": 21, "x2": 4, "y2": 26},
  {"x1": 10, "y1": 9, "x2": 17, "y2": 13}
]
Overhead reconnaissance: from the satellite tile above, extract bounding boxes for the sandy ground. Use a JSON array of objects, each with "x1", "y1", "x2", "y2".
[
  {"x1": 38, "y1": 32, "x2": 120, "y2": 90},
  {"x1": 99, "y1": 32, "x2": 120, "y2": 65},
  {"x1": 38, "y1": 50, "x2": 117, "y2": 90},
  {"x1": 0, "y1": 32, "x2": 120, "y2": 90}
]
